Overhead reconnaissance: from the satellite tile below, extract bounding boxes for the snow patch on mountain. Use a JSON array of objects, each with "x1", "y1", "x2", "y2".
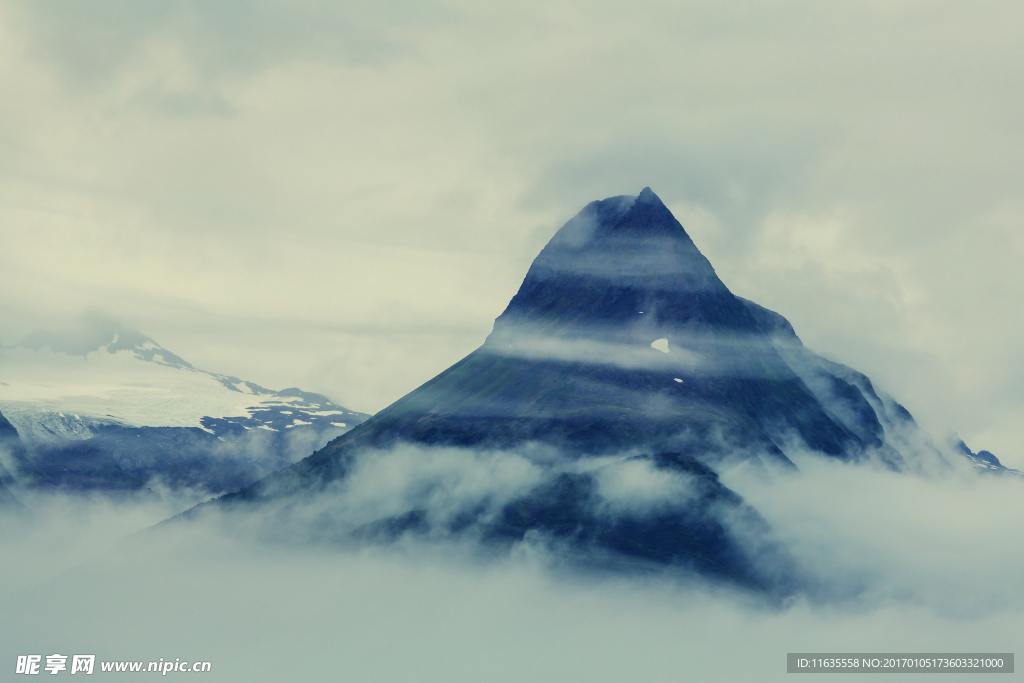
[{"x1": 0, "y1": 315, "x2": 367, "y2": 446}]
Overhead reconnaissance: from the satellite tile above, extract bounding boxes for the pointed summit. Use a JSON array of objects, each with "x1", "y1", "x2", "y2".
[
  {"x1": 636, "y1": 186, "x2": 659, "y2": 203},
  {"x1": 544, "y1": 187, "x2": 695, "y2": 245},
  {"x1": 493, "y1": 188, "x2": 739, "y2": 343}
]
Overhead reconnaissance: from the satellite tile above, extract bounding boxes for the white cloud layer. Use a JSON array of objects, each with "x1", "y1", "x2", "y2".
[{"x1": 3, "y1": 454, "x2": 1024, "y2": 681}]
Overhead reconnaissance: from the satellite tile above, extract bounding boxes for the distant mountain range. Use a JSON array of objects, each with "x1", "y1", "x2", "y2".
[
  {"x1": 189, "y1": 188, "x2": 1014, "y2": 593},
  {"x1": 0, "y1": 313, "x2": 368, "y2": 498}
]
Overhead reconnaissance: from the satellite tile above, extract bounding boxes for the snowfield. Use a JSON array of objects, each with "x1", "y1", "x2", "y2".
[{"x1": 0, "y1": 340, "x2": 363, "y2": 443}]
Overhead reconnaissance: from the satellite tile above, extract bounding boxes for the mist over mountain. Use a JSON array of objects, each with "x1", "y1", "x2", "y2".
[
  {"x1": 0, "y1": 313, "x2": 369, "y2": 500},
  {"x1": 0, "y1": 409, "x2": 28, "y2": 511},
  {"x1": 18, "y1": 311, "x2": 193, "y2": 366},
  {"x1": 177, "y1": 188, "x2": 1011, "y2": 594}
]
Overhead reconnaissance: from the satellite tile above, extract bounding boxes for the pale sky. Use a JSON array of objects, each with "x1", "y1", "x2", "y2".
[{"x1": 1, "y1": 0, "x2": 1022, "y2": 466}]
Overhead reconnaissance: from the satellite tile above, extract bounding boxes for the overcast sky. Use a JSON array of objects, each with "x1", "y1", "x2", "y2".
[{"x1": 1, "y1": 0, "x2": 1022, "y2": 466}]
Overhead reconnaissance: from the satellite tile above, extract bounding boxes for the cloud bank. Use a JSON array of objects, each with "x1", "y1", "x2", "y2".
[{"x1": 3, "y1": 451, "x2": 1024, "y2": 681}]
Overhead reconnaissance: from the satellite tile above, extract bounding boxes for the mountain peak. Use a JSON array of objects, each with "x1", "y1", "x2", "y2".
[
  {"x1": 636, "y1": 186, "x2": 660, "y2": 204},
  {"x1": 17, "y1": 311, "x2": 193, "y2": 369},
  {"x1": 20, "y1": 311, "x2": 145, "y2": 356},
  {"x1": 491, "y1": 188, "x2": 733, "y2": 338}
]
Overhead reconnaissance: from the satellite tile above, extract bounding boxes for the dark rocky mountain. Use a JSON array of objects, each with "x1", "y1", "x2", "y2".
[{"x1": 198, "y1": 188, "x2": 1002, "y2": 592}]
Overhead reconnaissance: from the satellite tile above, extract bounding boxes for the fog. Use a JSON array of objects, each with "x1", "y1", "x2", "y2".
[{"x1": 3, "y1": 447, "x2": 1023, "y2": 681}]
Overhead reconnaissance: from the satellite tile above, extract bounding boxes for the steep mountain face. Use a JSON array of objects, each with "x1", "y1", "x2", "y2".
[
  {"x1": 205, "y1": 188, "x2": 999, "y2": 591},
  {"x1": 0, "y1": 313, "x2": 369, "y2": 496}
]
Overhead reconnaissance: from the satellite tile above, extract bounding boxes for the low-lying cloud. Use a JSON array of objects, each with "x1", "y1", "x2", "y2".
[
  {"x1": 288, "y1": 445, "x2": 547, "y2": 535},
  {"x1": 3, "y1": 444, "x2": 1024, "y2": 681},
  {"x1": 723, "y1": 453, "x2": 1024, "y2": 616}
]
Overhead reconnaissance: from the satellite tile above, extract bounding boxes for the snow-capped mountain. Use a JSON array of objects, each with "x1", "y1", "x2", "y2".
[{"x1": 0, "y1": 313, "x2": 369, "y2": 495}]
